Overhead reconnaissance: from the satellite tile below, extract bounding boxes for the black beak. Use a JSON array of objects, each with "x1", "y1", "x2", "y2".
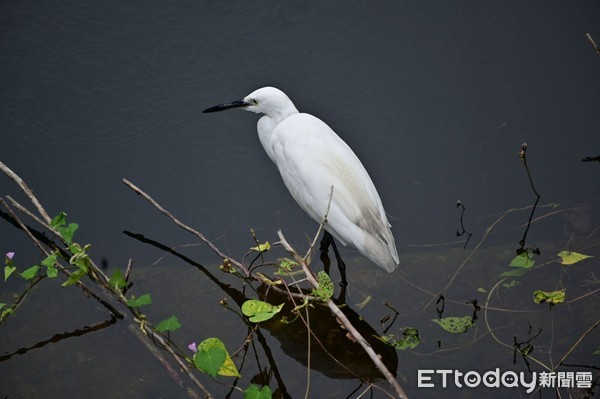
[{"x1": 203, "y1": 99, "x2": 247, "y2": 113}]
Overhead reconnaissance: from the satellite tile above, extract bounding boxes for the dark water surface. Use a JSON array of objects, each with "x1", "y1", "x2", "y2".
[{"x1": 1, "y1": 2, "x2": 599, "y2": 398}]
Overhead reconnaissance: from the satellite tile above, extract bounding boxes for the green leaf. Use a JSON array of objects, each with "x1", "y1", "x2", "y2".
[
  {"x1": 4, "y1": 265, "x2": 16, "y2": 281},
  {"x1": 126, "y1": 293, "x2": 152, "y2": 307},
  {"x1": 242, "y1": 300, "x2": 284, "y2": 323},
  {"x1": 533, "y1": 289, "x2": 566, "y2": 305},
  {"x1": 156, "y1": 316, "x2": 181, "y2": 332},
  {"x1": 502, "y1": 280, "x2": 519, "y2": 289},
  {"x1": 593, "y1": 346, "x2": 600, "y2": 356},
  {"x1": 1, "y1": 307, "x2": 13, "y2": 322},
  {"x1": 277, "y1": 258, "x2": 298, "y2": 273},
  {"x1": 194, "y1": 338, "x2": 240, "y2": 377},
  {"x1": 20, "y1": 265, "x2": 40, "y2": 280},
  {"x1": 477, "y1": 288, "x2": 488, "y2": 293},
  {"x1": 194, "y1": 346, "x2": 226, "y2": 377},
  {"x1": 41, "y1": 253, "x2": 57, "y2": 267},
  {"x1": 109, "y1": 269, "x2": 126, "y2": 291},
  {"x1": 60, "y1": 223, "x2": 79, "y2": 244},
  {"x1": 509, "y1": 252, "x2": 536, "y2": 268},
  {"x1": 51, "y1": 212, "x2": 67, "y2": 228},
  {"x1": 432, "y1": 316, "x2": 475, "y2": 334},
  {"x1": 52, "y1": 213, "x2": 79, "y2": 244},
  {"x1": 61, "y1": 268, "x2": 86, "y2": 287},
  {"x1": 377, "y1": 328, "x2": 420, "y2": 350},
  {"x1": 251, "y1": 241, "x2": 271, "y2": 252},
  {"x1": 500, "y1": 268, "x2": 528, "y2": 277},
  {"x1": 68, "y1": 243, "x2": 91, "y2": 271},
  {"x1": 312, "y1": 271, "x2": 334, "y2": 301},
  {"x1": 244, "y1": 384, "x2": 272, "y2": 399},
  {"x1": 557, "y1": 251, "x2": 593, "y2": 265},
  {"x1": 45, "y1": 264, "x2": 58, "y2": 278},
  {"x1": 41, "y1": 254, "x2": 59, "y2": 278}
]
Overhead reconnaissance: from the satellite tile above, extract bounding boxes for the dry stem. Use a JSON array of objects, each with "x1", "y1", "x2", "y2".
[{"x1": 277, "y1": 230, "x2": 409, "y2": 399}]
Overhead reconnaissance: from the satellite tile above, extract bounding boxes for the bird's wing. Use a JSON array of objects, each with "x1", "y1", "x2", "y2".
[{"x1": 268, "y1": 113, "x2": 396, "y2": 259}]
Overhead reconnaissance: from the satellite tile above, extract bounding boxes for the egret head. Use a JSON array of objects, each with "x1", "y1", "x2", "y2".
[{"x1": 204, "y1": 86, "x2": 299, "y2": 120}]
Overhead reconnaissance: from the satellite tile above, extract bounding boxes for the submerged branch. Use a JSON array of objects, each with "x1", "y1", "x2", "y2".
[
  {"x1": 1, "y1": 163, "x2": 211, "y2": 397},
  {"x1": 277, "y1": 230, "x2": 409, "y2": 399}
]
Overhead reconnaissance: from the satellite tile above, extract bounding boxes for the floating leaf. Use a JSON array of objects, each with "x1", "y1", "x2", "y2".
[
  {"x1": 378, "y1": 328, "x2": 420, "y2": 350},
  {"x1": 242, "y1": 300, "x2": 284, "y2": 323},
  {"x1": 477, "y1": 288, "x2": 488, "y2": 293},
  {"x1": 312, "y1": 271, "x2": 334, "y2": 301},
  {"x1": 432, "y1": 316, "x2": 474, "y2": 334},
  {"x1": 509, "y1": 252, "x2": 536, "y2": 268},
  {"x1": 500, "y1": 268, "x2": 528, "y2": 277},
  {"x1": 156, "y1": 316, "x2": 181, "y2": 332},
  {"x1": 20, "y1": 265, "x2": 40, "y2": 280},
  {"x1": 244, "y1": 384, "x2": 272, "y2": 399},
  {"x1": 502, "y1": 280, "x2": 519, "y2": 289},
  {"x1": 533, "y1": 289, "x2": 565, "y2": 305},
  {"x1": 593, "y1": 346, "x2": 600, "y2": 356},
  {"x1": 194, "y1": 338, "x2": 240, "y2": 377},
  {"x1": 557, "y1": 251, "x2": 593, "y2": 265},
  {"x1": 126, "y1": 293, "x2": 152, "y2": 307}
]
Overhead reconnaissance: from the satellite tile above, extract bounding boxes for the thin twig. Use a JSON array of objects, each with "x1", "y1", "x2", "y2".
[
  {"x1": 277, "y1": 230, "x2": 409, "y2": 399},
  {"x1": 586, "y1": 33, "x2": 600, "y2": 56},
  {"x1": 482, "y1": 278, "x2": 552, "y2": 372},
  {"x1": 1, "y1": 164, "x2": 213, "y2": 397},
  {"x1": 0, "y1": 160, "x2": 52, "y2": 224},
  {"x1": 122, "y1": 178, "x2": 250, "y2": 277},
  {"x1": 421, "y1": 206, "x2": 511, "y2": 312},
  {"x1": 556, "y1": 318, "x2": 600, "y2": 369},
  {"x1": 123, "y1": 179, "x2": 315, "y2": 301},
  {"x1": 129, "y1": 324, "x2": 213, "y2": 399},
  {"x1": 0, "y1": 198, "x2": 124, "y2": 319},
  {"x1": 304, "y1": 185, "x2": 334, "y2": 260},
  {"x1": 5, "y1": 195, "x2": 55, "y2": 232},
  {"x1": 5, "y1": 190, "x2": 110, "y2": 285}
]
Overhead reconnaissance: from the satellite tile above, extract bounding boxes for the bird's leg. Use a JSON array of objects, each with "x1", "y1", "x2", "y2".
[
  {"x1": 329, "y1": 237, "x2": 348, "y2": 287},
  {"x1": 319, "y1": 231, "x2": 348, "y2": 287},
  {"x1": 319, "y1": 230, "x2": 332, "y2": 276}
]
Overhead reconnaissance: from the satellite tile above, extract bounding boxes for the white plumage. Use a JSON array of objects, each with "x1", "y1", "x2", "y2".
[{"x1": 204, "y1": 87, "x2": 399, "y2": 273}]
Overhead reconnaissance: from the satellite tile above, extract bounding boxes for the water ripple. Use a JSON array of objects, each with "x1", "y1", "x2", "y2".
[{"x1": 4, "y1": 34, "x2": 167, "y2": 151}]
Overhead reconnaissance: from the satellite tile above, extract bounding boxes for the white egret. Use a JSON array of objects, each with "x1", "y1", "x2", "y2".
[{"x1": 204, "y1": 87, "x2": 399, "y2": 284}]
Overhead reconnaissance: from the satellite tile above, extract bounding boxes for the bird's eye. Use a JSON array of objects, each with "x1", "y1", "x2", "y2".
[{"x1": 249, "y1": 99, "x2": 258, "y2": 105}]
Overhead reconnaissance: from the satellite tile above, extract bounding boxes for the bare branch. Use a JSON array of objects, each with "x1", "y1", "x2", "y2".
[
  {"x1": 277, "y1": 230, "x2": 409, "y2": 399},
  {"x1": 586, "y1": 33, "x2": 600, "y2": 55},
  {"x1": 0, "y1": 160, "x2": 52, "y2": 224},
  {"x1": 122, "y1": 178, "x2": 250, "y2": 277}
]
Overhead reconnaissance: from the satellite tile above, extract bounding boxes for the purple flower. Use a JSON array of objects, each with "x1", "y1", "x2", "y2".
[
  {"x1": 187, "y1": 342, "x2": 198, "y2": 353},
  {"x1": 6, "y1": 252, "x2": 14, "y2": 260}
]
